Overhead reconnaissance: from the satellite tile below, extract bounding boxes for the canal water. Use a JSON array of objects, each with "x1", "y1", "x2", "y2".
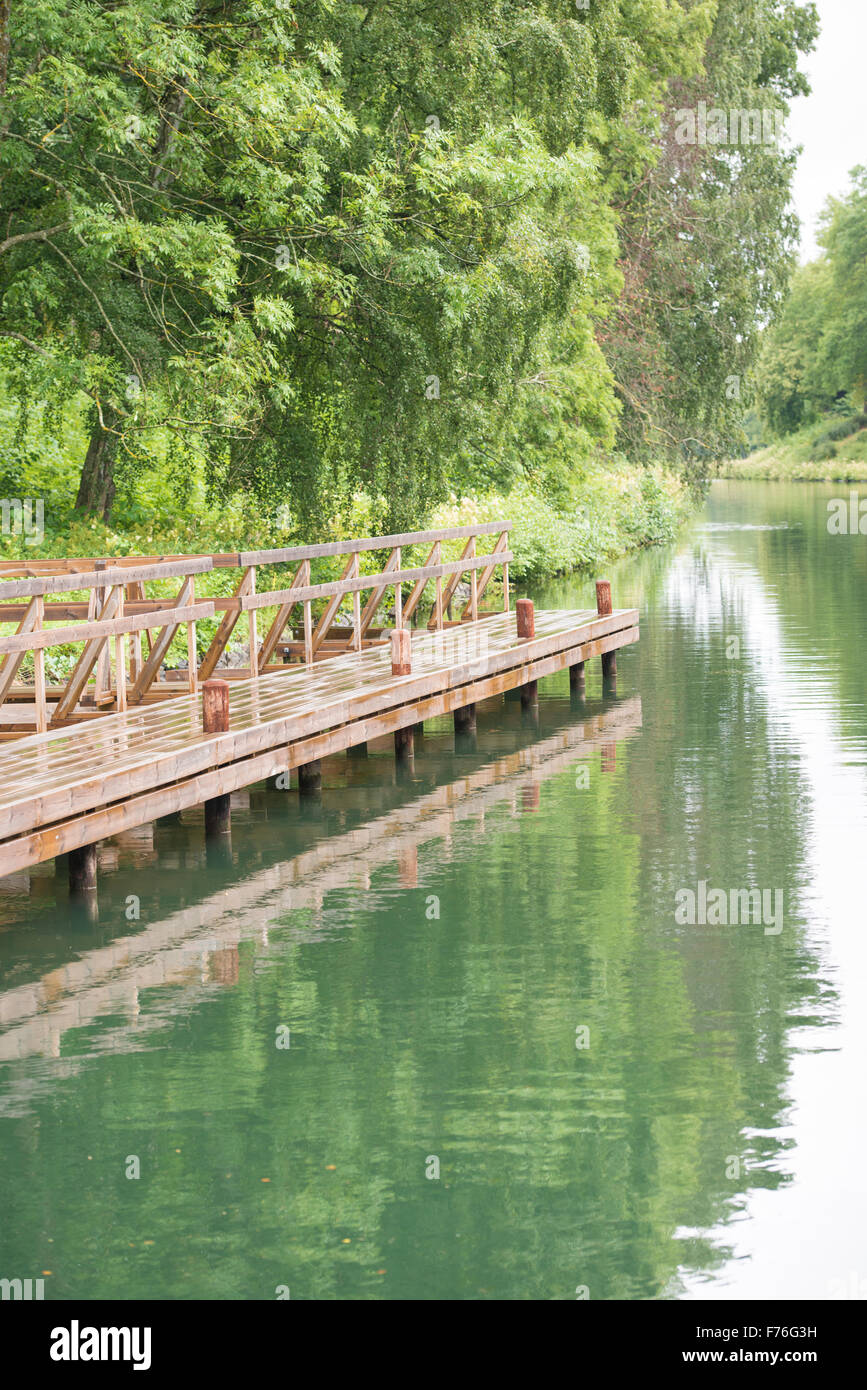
[{"x1": 0, "y1": 480, "x2": 864, "y2": 1301}]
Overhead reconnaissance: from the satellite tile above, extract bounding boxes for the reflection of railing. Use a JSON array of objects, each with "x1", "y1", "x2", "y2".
[
  {"x1": 0, "y1": 698, "x2": 641, "y2": 1071},
  {"x1": 0, "y1": 524, "x2": 511, "y2": 731}
]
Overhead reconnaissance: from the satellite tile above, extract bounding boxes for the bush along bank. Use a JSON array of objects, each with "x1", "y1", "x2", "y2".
[{"x1": 429, "y1": 465, "x2": 694, "y2": 584}]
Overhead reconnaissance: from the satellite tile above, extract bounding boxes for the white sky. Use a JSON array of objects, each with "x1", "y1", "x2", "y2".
[{"x1": 788, "y1": 0, "x2": 867, "y2": 262}]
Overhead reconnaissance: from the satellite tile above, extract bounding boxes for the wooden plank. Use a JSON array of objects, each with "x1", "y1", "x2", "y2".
[
  {"x1": 33, "y1": 597, "x2": 48, "y2": 734},
  {"x1": 461, "y1": 529, "x2": 508, "y2": 620},
  {"x1": 256, "y1": 563, "x2": 306, "y2": 670},
  {"x1": 356, "y1": 547, "x2": 400, "y2": 642},
  {"x1": 311, "y1": 554, "x2": 356, "y2": 657},
  {"x1": 428, "y1": 536, "x2": 473, "y2": 628},
  {"x1": 401, "y1": 542, "x2": 439, "y2": 626},
  {"x1": 0, "y1": 556, "x2": 214, "y2": 601},
  {"x1": 0, "y1": 601, "x2": 215, "y2": 656},
  {"x1": 238, "y1": 522, "x2": 510, "y2": 568}
]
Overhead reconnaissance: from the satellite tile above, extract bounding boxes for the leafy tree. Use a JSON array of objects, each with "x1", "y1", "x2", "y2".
[
  {"x1": 600, "y1": 0, "x2": 819, "y2": 472},
  {"x1": 814, "y1": 166, "x2": 867, "y2": 413}
]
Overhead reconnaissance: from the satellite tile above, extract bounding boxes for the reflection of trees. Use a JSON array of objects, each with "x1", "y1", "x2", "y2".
[{"x1": 0, "y1": 516, "x2": 832, "y2": 1300}]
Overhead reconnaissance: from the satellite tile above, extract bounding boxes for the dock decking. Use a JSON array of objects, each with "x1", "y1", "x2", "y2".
[
  {"x1": 0, "y1": 523, "x2": 639, "y2": 885},
  {"x1": 0, "y1": 604, "x2": 638, "y2": 876}
]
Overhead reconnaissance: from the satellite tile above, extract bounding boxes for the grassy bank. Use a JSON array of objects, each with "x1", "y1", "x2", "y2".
[{"x1": 719, "y1": 414, "x2": 867, "y2": 481}]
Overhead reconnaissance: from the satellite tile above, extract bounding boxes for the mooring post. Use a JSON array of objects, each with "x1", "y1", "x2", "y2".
[
  {"x1": 516, "y1": 598, "x2": 538, "y2": 709},
  {"x1": 595, "y1": 580, "x2": 617, "y2": 689},
  {"x1": 202, "y1": 679, "x2": 231, "y2": 837},
  {"x1": 391, "y1": 627, "x2": 412, "y2": 677}
]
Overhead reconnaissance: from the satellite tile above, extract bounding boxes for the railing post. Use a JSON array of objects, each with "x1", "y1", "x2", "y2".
[
  {"x1": 114, "y1": 587, "x2": 127, "y2": 712},
  {"x1": 33, "y1": 595, "x2": 47, "y2": 733},
  {"x1": 394, "y1": 546, "x2": 403, "y2": 629},
  {"x1": 186, "y1": 574, "x2": 198, "y2": 695},
  {"x1": 248, "y1": 566, "x2": 258, "y2": 678}
]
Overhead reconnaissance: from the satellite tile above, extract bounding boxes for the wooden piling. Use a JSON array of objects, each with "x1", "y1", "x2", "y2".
[
  {"x1": 298, "y1": 760, "x2": 322, "y2": 795},
  {"x1": 394, "y1": 725, "x2": 414, "y2": 764},
  {"x1": 454, "y1": 703, "x2": 477, "y2": 735},
  {"x1": 569, "y1": 661, "x2": 585, "y2": 698},
  {"x1": 69, "y1": 842, "x2": 97, "y2": 896},
  {"x1": 202, "y1": 679, "x2": 231, "y2": 837},
  {"x1": 596, "y1": 580, "x2": 617, "y2": 686}
]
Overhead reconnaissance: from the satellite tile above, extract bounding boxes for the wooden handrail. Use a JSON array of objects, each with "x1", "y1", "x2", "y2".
[
  {"x1": 237, "y1": 549, "x2": 513, "y2": 613},
  {"x1": 0, "y1": 523, "x2": 513, "y2": 721}
]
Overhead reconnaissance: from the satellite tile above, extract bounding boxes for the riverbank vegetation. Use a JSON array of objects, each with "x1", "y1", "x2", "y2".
[
  {"x1": 722, "y1": 165, "x2": 867, "y2": 480},
  {"x1": 0, "y1": 1, "x2": 818, "y2": 577}
]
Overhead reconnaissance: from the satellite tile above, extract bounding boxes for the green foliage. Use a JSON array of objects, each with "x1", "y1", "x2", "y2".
[
  {"x1": 0, "y1": 0, "x2": 818, "y2": 530},
  {"x1": 757, "y1": 169, "x2": 867, "y2": 437}
]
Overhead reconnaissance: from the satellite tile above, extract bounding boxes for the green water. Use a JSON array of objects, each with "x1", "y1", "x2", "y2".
[{"x1": 1, "y1": 480, "x2": 865, "y2": 1301}]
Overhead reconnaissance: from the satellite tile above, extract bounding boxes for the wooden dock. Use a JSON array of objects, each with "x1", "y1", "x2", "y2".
[{"x1": 0, "y1": 523, "x2": 638, "y2": 886}]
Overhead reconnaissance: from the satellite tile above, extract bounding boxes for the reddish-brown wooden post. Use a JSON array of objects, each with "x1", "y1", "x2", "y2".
[
  {"x1": 202, "y1": 679, "x2": 231, "y2": 836},
  {"x1": 596, "y1": 579, "x2": 616, "y2": 687},
  {"x1": 391, "y1": 627, "x2": 412, "y2": 676},
  {"x1": 391, "y1": 628, "x2": 415, "y2": 764},
  {"x1": 516, "y1": 598, "x2": 535, "y2": 640},
  {"x1": 516, "y1": 598, "x2": 537, "y2": 708}
]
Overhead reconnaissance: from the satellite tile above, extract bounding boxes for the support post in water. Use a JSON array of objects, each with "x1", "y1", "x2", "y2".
[
  {"x1": 517, "y1": 598, "x2": 537, "y2": 708},
  {"x1": 202, "y1": 679, "x2": 231, "y2": 837},
  {"x1": 298, "y1": 760, "x2": 322, "y2": 796},
  {"x1": 454, "y1": 702, "x2": 477, "y2": 735},
  {"x1": 391, "y1": 627, "x2": 412, "y2": 677},
  {"x1": 394, "y1": 723, "x2": 414, "y2": 766},
  {"x1": 596, "y1": 580, "x2": 617, "y2": 689},
  {"x1": 68, "y1": 842, "x2": 97, "y2": 897},
  {"x1": 569, "y1": 661, "x2": 585, "y2": 700}
]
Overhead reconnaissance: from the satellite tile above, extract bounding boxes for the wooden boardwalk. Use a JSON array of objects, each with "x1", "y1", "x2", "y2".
[
  {"x1": 0, "y1": 604, "x2": 637, "y2": 876},
  {"x1": 0, "y1": 522, "x2": 638, "y2": 885}
]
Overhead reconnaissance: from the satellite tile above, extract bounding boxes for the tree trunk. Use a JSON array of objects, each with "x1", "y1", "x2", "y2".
[{"x1": 76, "y1": 411, "x2": 118, "y2": 520}]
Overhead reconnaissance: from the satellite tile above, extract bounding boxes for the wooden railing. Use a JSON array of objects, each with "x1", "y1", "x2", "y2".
[
  {"x1": 0, "y1": 557, "x2": 216, "y2": 732},
  {"x1": 0, "y1": 523, "x2": 511, "y2": 728}
]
